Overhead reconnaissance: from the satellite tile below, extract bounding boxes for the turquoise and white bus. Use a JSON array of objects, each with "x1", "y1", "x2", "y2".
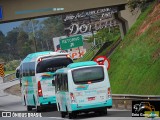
[
  {"x1": 16, "y1": 51, "x2": 73, "y2": 112},
  {"x1": 54, "y1": 61, "x2": 112, "y2": 119}
]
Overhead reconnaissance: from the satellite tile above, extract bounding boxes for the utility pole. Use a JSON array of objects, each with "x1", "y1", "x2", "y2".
[{"x1": 31, "y1": 19, "x2": 37, "y2": 52}]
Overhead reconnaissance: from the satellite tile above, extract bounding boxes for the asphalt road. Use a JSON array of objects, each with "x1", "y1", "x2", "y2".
[{"x1": 0, "y1": 80, "x2": 151, "y2": 120}]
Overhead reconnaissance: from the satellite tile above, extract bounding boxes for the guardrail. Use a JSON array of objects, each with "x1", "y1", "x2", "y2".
[
  {"x1": 3, "y1": 73, "x2": 17, "y2": 83},
  {"x1": 112, "y1": 94, "x2": 160, "y2": 110}
]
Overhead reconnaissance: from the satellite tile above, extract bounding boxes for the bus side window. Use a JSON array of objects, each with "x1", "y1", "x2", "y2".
[
  {"x1": 64, "y1": 74, "x2": 68, "y2": 92},
  {"x1": 66, "y1": 75, "x2": 68, "y2": 91},
  {"x1": 28, "y1": 63, "x2": 31, "y2": 76},
  {"x1": 26, "y1": 63, "x2": 30, "y2": 76},
  {"x1": 55, "y1": 74, "x2": 58, "y2": 92},
  {"x1": 57, "y1": 74, "x2": 61, "y2": 91},
  {"x1": 29, "y1": 62, "x2": 35, "y2": 76},
  {"x1": 61, "y1": 74, "x2": 65, "y2": 91},
  {"x1": 22, "y1": 63, "x2": 26, "y2": 76},
  {"x1": 60, "y1": 74, "x2": 63, "y2": 91},
  {"x1": 20, "y1": 65, "x2": 23, "y2": 78},
  {"x1": 23, "y1": 63, "x2": 29, "y2": 76}
]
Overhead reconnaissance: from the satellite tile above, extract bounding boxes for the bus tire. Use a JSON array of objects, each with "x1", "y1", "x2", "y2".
[
  {"x1": 68, "y1": 113, "x2": 73, "y2": 119},
  {"x1": 99, "y1": 108, "x2": 107, "y2": 115},
  {"x1": 69, "y1": 112, "x2": 77, "y2": 119},
  {"x1": 103, "y1": 108, "x2": 107, "y2": 115},
  {"x1": 104, "y1": 108, "x2": 108, "y2": 115},
  {"x1": 27, "y1": 106, "x2": 32, "y2": 111},
  {"x1": 36, "y1": 106, "x2": 41, "y2": 112},
  {"x1": 61, "y1": 112, "x2": 66, "y2": 118}
]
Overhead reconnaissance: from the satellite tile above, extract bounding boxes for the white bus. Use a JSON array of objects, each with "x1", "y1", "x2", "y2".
[
  {"x1": 16, "y1": 51, "x2": 73, "y2": 112},
  {"x1": 54, "y1": 61, "x2": 112, "y2": 119}
]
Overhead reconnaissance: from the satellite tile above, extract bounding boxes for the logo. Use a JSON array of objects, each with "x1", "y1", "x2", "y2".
[
  {"x1": 2, "y1": 112, "x2": 11, "y2": 117},
  {"x1": 132, "y1": 100, "x2": 160, "y2": 118},
  {"x1": 1, "y1": 112, "x2": 42, "y2": 117}
]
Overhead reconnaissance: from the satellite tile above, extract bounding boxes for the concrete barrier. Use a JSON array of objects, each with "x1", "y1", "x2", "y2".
[{"x1": 0, "y1": 77, "x2": 3, "y2": 84}]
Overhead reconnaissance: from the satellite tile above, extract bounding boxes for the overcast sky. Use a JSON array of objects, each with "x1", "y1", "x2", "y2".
[
  {"x1": 0, "y1": 17, "x2": 47, "y2": 36},
  {"x1": 0, "y1": 21, "x2": 22, "y2": 35}
]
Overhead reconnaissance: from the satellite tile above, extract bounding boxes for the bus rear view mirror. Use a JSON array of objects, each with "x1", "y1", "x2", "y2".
[
  {"x1": 16, "y1": 66, "x2": 20, "y2": 78},
  {"x1": 16, "y1": 71, "x2": 19, "y2": 78}
]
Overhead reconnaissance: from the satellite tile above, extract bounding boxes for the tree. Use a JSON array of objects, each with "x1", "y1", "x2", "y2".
[
  {"x1": 0, "y1": 31, "x2": 7, "y2": 60},
  {"x1": 85, "y1": 27, "x2": 120, "y2": 46},
  {"x1": 19, "y1": 20, "x2": 39, "y2": 34},
  {"x1": 127, "y1": 0, "x2": 155, "y2": 12},
  {"x1": 38, "y1": 16, "x2": 65, "y2": 50},
  {"x1": 19, "y1": 20, "x2": 41, "y2": 52},
  {"x1": 16, "y1": 31, "x2": 31, "y2": 58},
  {"x1": 0, "y1": 31, "x2": 5, "y2": 50},
  {"x1": 6, "y1": 28, "x2": 19, "y2": 59}
]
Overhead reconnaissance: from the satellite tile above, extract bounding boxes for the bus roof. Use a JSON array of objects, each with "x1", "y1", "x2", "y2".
[
  {"x1": 22, "y1": 51, "x2": 69, "y2": 63},
  {"x1": 22, "y1": 51, "x2": 54, "y2": 63},
  {"x1": 67, "y1": 61, "x2": 97, "y2": 69},
  {"x1": 56, "y1": 61, "x2": 98, "y2": 73}
]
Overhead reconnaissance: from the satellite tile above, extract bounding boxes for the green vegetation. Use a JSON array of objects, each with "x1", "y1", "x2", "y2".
[
  {"x1": 108, "y1": 2, "x2": 160, "y2": 95},
  {"x1": 127, "y1": 0, "x2": 152, "y2": 12},
  {"x1": 75, "y1": 46, "x2": 98, "y2": 62},
  {"x1": 4, "y1": 71, "x2": 15, "y2": 75},
  {"x1": 75, "y1": 27, "x2": 121, "y2": 62},
  {"x1": 4, "y1": 60, "x2": 21, "y2": 71},
  {"x1": 97, "y1": 35, "x2": 121, "y2": 56},
  {"x1": 0, "y1": 16, "x2": 64, "y2": 62}
]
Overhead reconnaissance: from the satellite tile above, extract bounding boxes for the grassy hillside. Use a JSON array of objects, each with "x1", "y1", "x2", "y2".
[{"x1": 109, "y1": 2, "x2": 160, "y2": 95}]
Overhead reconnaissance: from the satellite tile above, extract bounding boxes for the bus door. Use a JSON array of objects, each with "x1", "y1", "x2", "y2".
[{"x1": 71, "y1": 66, "x2": 109, "y2": 105}]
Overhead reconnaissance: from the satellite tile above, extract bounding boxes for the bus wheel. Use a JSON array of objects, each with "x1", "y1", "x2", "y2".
[
  {"x1": 36, "y1": 106, "x2": 41, "y2": 112},
  {"x1": 61, "y1": 112, "x2": 66, "y2": 118},
  {"x1": 104, "y1": 108, "x2": 107, "y2": 115},
  {"x1": 69, "y1": 112, "x2": 77, "y2": 119},
  {"x1": 27, "y1": 106, "x2": 32, "y2": 111},
  {"x1": 99, "y1": 108, "x2": 107, "y2": 115},
  {"x1": 68, "y1": 113, "x2": 73, "y2": 119}
]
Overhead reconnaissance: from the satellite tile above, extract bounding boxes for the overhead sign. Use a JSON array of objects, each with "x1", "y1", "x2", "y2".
[
  {"x1": 63, "y1": 7, "x2": 118, "y2": 35},
  {"x1": 63, "y1": 7, "x2": 118, "y2": 22},
  {"x1": 0, "y1": 0, "x2": 127, "y2": 23},
  {"x1": 60, "y1": 35, "x2": 83, "y2": 50},
  {"x1": 94, "y1": 56, "x2": 110, "y2": 70},
  {"x1": 0, "y1": 6, "x2": 3, "y2": 20}
]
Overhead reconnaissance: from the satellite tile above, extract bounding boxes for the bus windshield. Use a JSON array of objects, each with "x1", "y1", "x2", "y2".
[
  {"x1": 36, "y1": 56, "x2": 73, "y2": 73},
  {"x1": 72, "y1": 66, "x2": 104, "y2": 84}
]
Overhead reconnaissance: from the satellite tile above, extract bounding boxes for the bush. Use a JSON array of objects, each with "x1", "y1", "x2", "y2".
[
  {"x1": 127, "y1": 0, "x2": 155, "y2": 12},
  {"x1": 4, "y1": 60, "x2": 21, "y2": 71}
]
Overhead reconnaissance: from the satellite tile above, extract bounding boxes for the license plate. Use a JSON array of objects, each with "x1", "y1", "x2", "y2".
[{"x1": 88, "y1": 97, "x2": 95, "y2": 101}]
